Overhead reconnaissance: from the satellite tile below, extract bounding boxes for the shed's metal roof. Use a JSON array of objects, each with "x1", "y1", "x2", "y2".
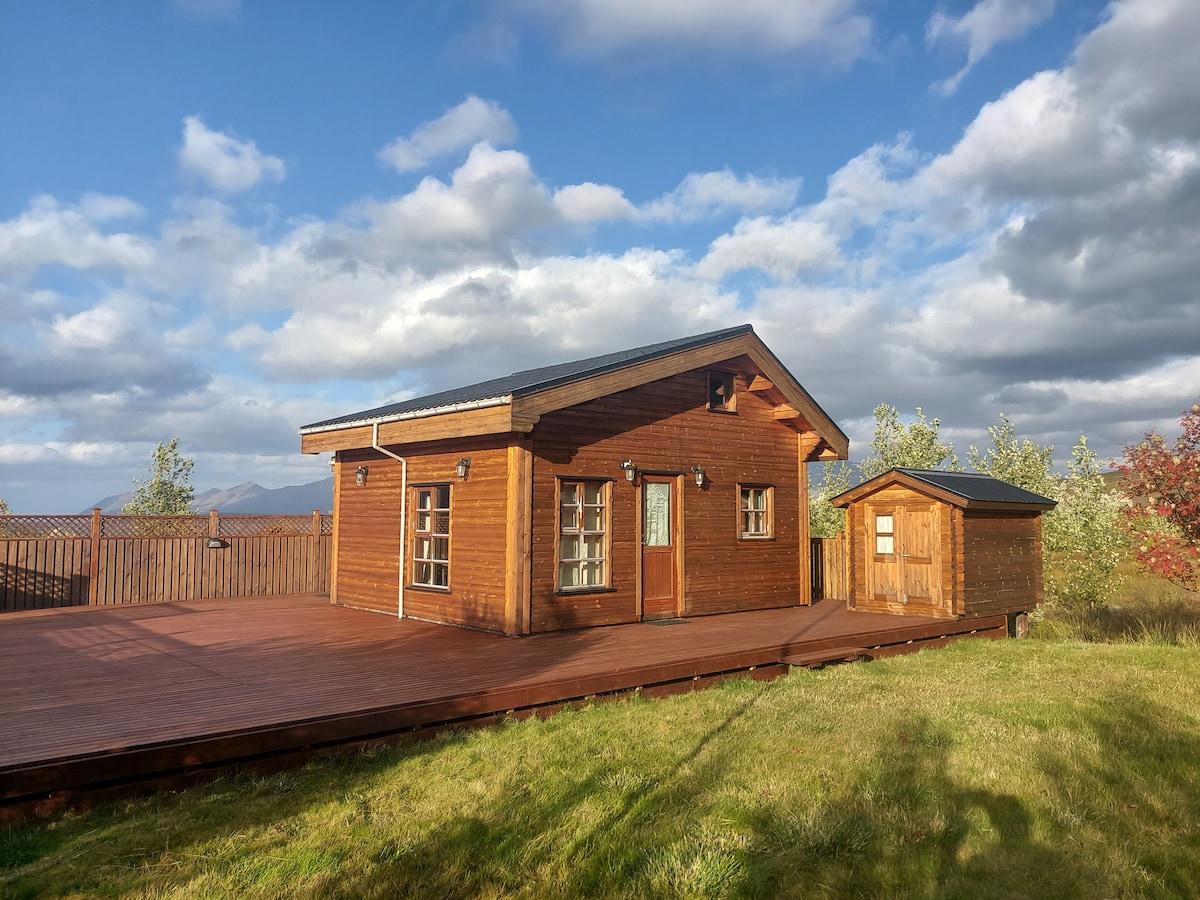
[
  {"x1": 301, "y1": 324, "x2": 755, "y2": 433},
  {"x1": 894, "y1": 468, "x2": 1057, "y2": 506}
]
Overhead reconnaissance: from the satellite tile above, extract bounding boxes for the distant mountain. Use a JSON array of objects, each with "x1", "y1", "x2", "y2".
[{"x1": 85, "y1": 477, "x2": 334, "y2": 515}]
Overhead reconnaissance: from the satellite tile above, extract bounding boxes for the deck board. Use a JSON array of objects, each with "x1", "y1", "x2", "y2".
[{"x1": 0, "y1": 594, "x2": 1007, "y2": 809}]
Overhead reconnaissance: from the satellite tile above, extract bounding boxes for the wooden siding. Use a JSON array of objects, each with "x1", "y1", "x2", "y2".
[
  {"x1": 528, "y1": 369, "x2": 806, "y2": 632},
  {"x1": 1, "y1": 513, "x2": 330, "y2": 612},
  {"x1": 334, "y1": 436, "x2": 511, "y2": 631},
  {"x1": 960, "y1": 511, "x2": 1043, "y2": 618}
]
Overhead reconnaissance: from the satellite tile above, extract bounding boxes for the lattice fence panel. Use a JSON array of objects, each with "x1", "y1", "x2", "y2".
[
  {"x1": 0, "y1": 515, "x2": 93, "y2": 539},
  {"x1": 218, "y1": 515, "x2": 313, "y2": 537},
  {"x1": 101, "y1": 516, "x2": 210, "y2": 538}
]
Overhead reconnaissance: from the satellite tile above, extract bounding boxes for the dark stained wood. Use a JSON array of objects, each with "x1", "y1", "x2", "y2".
[{"x1": 0, "y1": 594, "x2": 1006, "y2": 812}]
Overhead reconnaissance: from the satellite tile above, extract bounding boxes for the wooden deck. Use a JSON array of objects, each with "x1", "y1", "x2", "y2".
[{"x1": 0, "y1": 595, "x2": 1008, "y2": 814}]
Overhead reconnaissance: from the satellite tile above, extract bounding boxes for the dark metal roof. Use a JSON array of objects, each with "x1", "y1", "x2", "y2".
[
  {"x1": 894, "y1": 468, "x2": 1057, "y2": 507},
  {"x1": 301, "y1": 324, "x2": 756, "y2": 432}
]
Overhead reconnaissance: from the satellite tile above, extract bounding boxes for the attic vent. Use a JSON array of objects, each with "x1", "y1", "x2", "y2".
[{"x1": 707, "y1": 371, "x2": 736, "y2": 412}]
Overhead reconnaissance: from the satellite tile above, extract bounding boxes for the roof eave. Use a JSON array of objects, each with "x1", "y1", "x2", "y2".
[{"x1": 299, "y1": 395, "x2": 512, "y2": 436}]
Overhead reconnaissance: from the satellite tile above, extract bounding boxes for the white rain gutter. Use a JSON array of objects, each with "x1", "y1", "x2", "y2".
[
  {"x1": 371, "y1": 422, "x2": 408, "y2": 618},
  {"x1": 299, "y1": 396, "x2": 511, "y2": 435}
]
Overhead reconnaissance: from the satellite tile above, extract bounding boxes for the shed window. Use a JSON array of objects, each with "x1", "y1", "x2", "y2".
[
  {"x1": 739, "y1": 485, "x2": 774, "y2": 539},
  {"x1": 413, "y1": 485, "x2": 451, "y2": 588},
  {"x1": 559, "y1": 480, "x2": 608, "y2": 590},
  {"x1": 875, "y1": 513, "x2": 895, "y2": 555},
  {"x1": 707, "y1": 371, "x2": 736, "y2": 412}
]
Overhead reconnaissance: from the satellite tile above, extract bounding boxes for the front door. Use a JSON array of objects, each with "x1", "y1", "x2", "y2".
[
  {"x1": 641, "y1": 476, "x2": 678, "y2": 619},
  {"x1": 868, "y1": 502, "x2": 945, "y2": 615}
]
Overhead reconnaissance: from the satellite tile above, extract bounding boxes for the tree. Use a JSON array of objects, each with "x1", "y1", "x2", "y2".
[
  {"x1": 967, "y1": 415, "x2": 1124, "y2": 608},
  {"x1": 1041, "y1": 437, "x2": 1127, "y2": 608},
  {"x1": 123, "y1": 438, "x2": 196, "y2": 516},
  {"x1": 858, "y1": 404, "x2": 959, "y2": 481},
  {"x1": 0, "y1": 497, "x2": 9, "y2": 515},
  {"x1": 1115, "y1": 402, "x2": 1200, "y2": 591},
  {"x1": 967, "y1": 413, "x2": 1055, "y2": 496},
  {"x1": 809, "y1": 461, "x2": 852, "y2": 538}
]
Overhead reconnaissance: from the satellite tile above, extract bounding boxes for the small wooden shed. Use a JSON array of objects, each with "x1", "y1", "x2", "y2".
[{"x1": 831, "y1": 468, "x2": 1055, "y2": 622}]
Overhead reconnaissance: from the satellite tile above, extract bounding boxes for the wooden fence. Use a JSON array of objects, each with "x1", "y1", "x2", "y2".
[
  {"x1": 811, "y1": 533, "x2": 849, "y2": 603},
  {"x1": 0, "y1": 510, "x2": 332, "y2": 612}
]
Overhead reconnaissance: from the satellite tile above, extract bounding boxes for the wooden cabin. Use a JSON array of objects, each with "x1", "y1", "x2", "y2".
[
  {"x1": 831, "y1": 468, "x2": 1056, "y2": 623},
  {"x1": 299, "y1": 325, "x2": 848, "y2": 635}
]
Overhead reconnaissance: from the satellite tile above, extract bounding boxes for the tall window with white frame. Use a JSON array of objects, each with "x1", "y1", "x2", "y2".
[
  {"x1": 739, "y1": 485, "x2": 774, "y2": 539},
  {"x1": 413, "y1": 484, "x2": 450, "y2": 588},
  {"x1": 559, "y1": 479, "x2": 607, "y2": 589}
]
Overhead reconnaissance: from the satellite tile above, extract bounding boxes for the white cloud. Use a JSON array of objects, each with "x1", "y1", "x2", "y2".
[
  {"x1": 927, "y1": 0, "x2": 1056, "y2": 96},
  {"x1": 0, "y1": 195, "x2": 154, "y2": 274},
  {"x1": 377, "y1": 96, "x2": 518, "y2": 173},
  {"x1": 514, "y1": 0, "x2": 873, "y2": 66},
  {"x1": 553, "y1": 183, "x2": 636, "y2": 224},
  {"x1": 640, "y1": 170, "x2": 800, "y2": 223},
  {"x1": 697, "y1": 216, "x2": 842, "y2": 281},
  {"x1": 178, "y1": 116, "x2": 286, "y2": 194}
]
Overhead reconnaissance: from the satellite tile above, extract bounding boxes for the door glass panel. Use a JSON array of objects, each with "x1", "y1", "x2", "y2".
[{"x1": 643, "y1": 481, "x2": 672, "y2": 547}]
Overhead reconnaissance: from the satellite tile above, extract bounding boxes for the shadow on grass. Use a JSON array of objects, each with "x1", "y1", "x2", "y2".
[
  {"x1": 1033, "y1": 691, "x2": 1200, "y2": 898},
  {"x1": 7, "y1": 678, "x2": 1200, "y2": 899},
  {"x1": 737, "y1": 715, "x2": 1085, "y2": 900}
]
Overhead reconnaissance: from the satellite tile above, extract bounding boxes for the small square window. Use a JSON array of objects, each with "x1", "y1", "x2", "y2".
[
  {"x1": 707, "y1": 371, "x2": 736, "y2": 412},
  {"x1": 875, "y1": 513, "x2": 895, "y2": 556},
  {"x1": 739, "y1": 485, "x2": 773, "y2": 539}
]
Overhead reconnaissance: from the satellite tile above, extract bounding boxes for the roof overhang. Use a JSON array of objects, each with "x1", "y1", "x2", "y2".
[
  {"x1": 831, "y1": 469, "x2": 1057, "y2": 512},
  {"x1": 301, "y1": 330, "x2": 850, "y2": 458}
]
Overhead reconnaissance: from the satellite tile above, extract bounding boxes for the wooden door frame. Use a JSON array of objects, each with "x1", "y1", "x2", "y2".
[{"x1": 638, "y1": 472, "x2": 683, "y2": 620}]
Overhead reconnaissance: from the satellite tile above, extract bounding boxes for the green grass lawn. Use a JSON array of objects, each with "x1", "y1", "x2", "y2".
[{"x1": 5, "y1": 608, "x2": 1200, "y2": 898}]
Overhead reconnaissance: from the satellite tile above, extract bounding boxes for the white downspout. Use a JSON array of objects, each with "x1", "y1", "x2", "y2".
[{"x1": 372, "y1": 422, "x2": 408, "y2": 618}]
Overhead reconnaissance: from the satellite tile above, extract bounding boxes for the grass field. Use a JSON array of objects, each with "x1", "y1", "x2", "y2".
[{"x1": 4, "y1": 593, "x2": 1200, "y2": 900}]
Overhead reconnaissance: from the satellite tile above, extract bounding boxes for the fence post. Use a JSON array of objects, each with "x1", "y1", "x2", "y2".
[
  {"x1": 310, "y1": 509, "x2": 321, "y2": 592},
  {"x1": 209, "y1": 509, "x2": 219, "y2": 539},
  {"x1": 88, "y1": 508, "x2": 102, "y2": 606}
]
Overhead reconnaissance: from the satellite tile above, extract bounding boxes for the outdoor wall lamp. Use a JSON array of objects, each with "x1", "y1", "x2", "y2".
[
  {"x1": 456, "y1": 457, "x2": 472, "y2": 479},
  {"x1": 206, "y1": 538, "x2": 225, "y2": 550},
  {"x1": 621, "y1": 460, "x2": 638, "y2": 483},
  {"x1": 691, "y1": 465, "x2": 706, "y2": 488},
  {"x1": 355, "y1": 465, "x2": 369, "y2": 486}
]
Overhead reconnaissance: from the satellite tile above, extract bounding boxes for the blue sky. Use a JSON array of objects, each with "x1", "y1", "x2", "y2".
[{"x1": 2, "y1": 0, "x2": 1198, "y2": 513}]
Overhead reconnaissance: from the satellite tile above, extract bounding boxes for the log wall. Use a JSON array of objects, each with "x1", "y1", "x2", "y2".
[
  {"x1": 529, "y1": 368, "x2": 806, "y2": 632},
  {"x1": 960, "y1": 511, "x2": 1044, "y2": 618},
  {"x1": 333, "y1": 436, "x2": 510, "y2": 630}
]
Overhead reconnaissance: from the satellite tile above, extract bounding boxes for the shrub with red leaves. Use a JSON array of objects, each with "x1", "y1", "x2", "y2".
[{"x1": 1115, "y1": 403, "x2": 1200, "y2": 591}]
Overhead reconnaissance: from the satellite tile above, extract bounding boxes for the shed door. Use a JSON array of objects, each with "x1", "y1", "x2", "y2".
[
  {"x1": 641, "y1": 476, "x2": 679, "y2": 619},
  {"x1": 868, "y1": 503, "x2": 946, "y2": 615}
]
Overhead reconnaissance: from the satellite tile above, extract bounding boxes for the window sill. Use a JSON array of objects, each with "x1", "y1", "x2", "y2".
[
  {"x1": 739, "y1": 535, "x2": 776, "y2": 542},
  {"x1": 406, "y1": 584, "x2": 451, "y2": 594},
  {"x1": 555, "y1": 586, "x2": 618, "y2": 597}
]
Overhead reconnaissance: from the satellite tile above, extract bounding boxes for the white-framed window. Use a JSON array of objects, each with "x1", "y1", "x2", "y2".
[
  {"x1": 875, "y1": 513, "x2": 895, "y2": 556},
  {"x1": 558, "y1": 479, "x2": 608, "y2": 590},
  {"x1": 739, "y1": 485, "x2": 774, "y2": 539},
  {"x1": 413, "y1": 484, "x2": 450, "y2": 588}
]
